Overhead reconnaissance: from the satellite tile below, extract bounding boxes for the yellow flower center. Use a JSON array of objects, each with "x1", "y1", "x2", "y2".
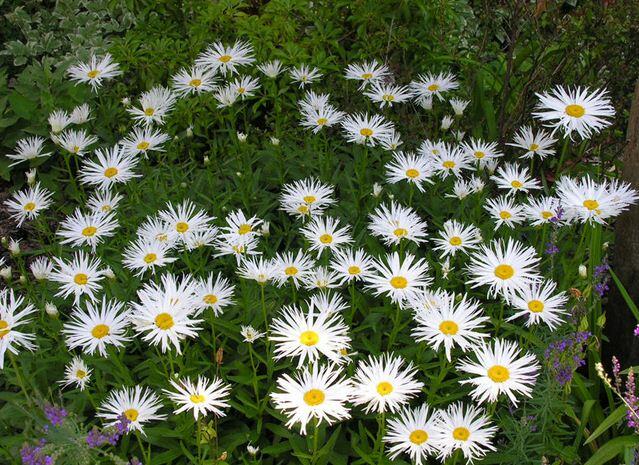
[
  {"x1": 104, "y1": 167, "x2": 118, "y2": 178},
  {"x1": 530, "y1": 143, "x2": 539, "y2": 151},
  {"x1": 189, "y1": 78, "x2": 202, "y2": 87},
  {"x1": 176, "y1": 221, "x2": 189, "y2": 233},
  {"x1": 303, "y1": 195, "x2": 317, "y2": 204},
  {"x1": 284, "y1": 266, "x2": 298, "y2": 276},
  {"x1": 299, "y1": 330, "x2": 319, "y2": 346},
  {"x1": 23, "y1": 202, "x2": 36, "y2": 211},
  {"x1": 439, "y1": 320, "x2": 459, "y2": 335},
  {"x1": 453, "y1": 427, "x2": 470, "y2": 441},
  {"x1": 303, "y1": 389, "x2": 325, "y2": 406},
  {"x1": 190, "y1": 394, "x2": 206, "y2": 403},
  {"x1": 297, "y1": 205, "x2": 309, "y2": 214},
  {"x1": 144, "y1": 107, "x2": 155, "y2": 116},
  {"x1": 319, "y1": 234, "x2": 333, "y2": 244},
  {"x1": 361, "y1": 73, "x2": 373, "y2": 80},
  {"x1": 237, "y1": 87, "x2": 246, "y2": 94},
  {"x1": 382, "y1": 94, "x2": 395, "y2": 102},
  {"x1": 405, "y1": 168, "x2": 420, "y2": 179},
  {"x1": 74, "y1": 273, "x2": 88, "y2": 285},
  {"x1": 393, "y1": 228, "x2": 408, "y2": 238},
  {"x1": 73, "y1": 145, "x2": 80, "y2": 154},
  {"x1": 0, "y1": 320, "x2": 10, "y2": 338},
  {"x1": 360, "y1": 128, "x2": 373, "y2": 137},
  {"x1": 565, "y1": 104, "x2": 585, "y2": 118},
  {"x1": 143, "y1": 253, "x2": 157, "y2": 264},
  {"x1": 124, "y1": 408, "x2": 139, "y2": 422},
  {"x1": 218, "y1": 55, "x2": 232, "y2": 63},
  {"x1": 101, "y1": 205, "x2": 112, "y2": 212},
  {"x1": 427, "y1": 84, "x2": 439, "y2": 92},
  {"x1": 528, "y1": 299, "x2": 545, "y2": 313},
  {"x1": 76, "y1": 369, "x2": 87, "y2": 379},
  {"x1": 442, "y1": 160, "x2": 456, "y2": 169},
  {"x1": 348, "y1": 265, "x2": 361, "y2": 275},
  {"x1": 541, "y1": 210, "x2": 554, "y2": 219},
  {"x1": 487, "y1": 364, "x2": 510, "y2": 383},
  {"x1": 511, "y1": 180, "x2": 523, "y2": 189},
  {"x1": 155, "y1": 312, "x2": 174, "y2": 330},
  {"x1": 317, "y1": 117, "x2": 328, "y2": 126},
  {"x1": 238, "y1": 224, "x2": 252, "y2": 235},
  {"x1": 204, "y1": 294, "x2": 218, "y2": 305},
  {"x1": 494, "y1": 264, "x2": 514, "y2": 280},
  {"x1": 87, "y1": 70, "x2": 100, "y2": 79},
  {"x1": 376, "y1": 381, "x2": 394, "y2": 396},
  {"x1": 82, "y1": 226, "x2": 97, "y2": 237},
  {"x1": 499, "y1": 210, "x2": 512, "y2": 219},
  {"x1": 409, "y1": 429, "x2": 429, "y2": 445},
  {"x1": 91, "y1": 324, "x2": 109, "y2": 339},
  {"x1": 583, "y1": 199, "x2": 600, "y2": 211},
  {"x1": 474, "y1": 151, "x2": 485, "y2": 159},
  {"x1": 137, "y1": 141, "x2": 150, "y2": 151},
  {"x1": 390, "y1": 276, "x2": 408, "y2": 289},
  {"x1": 449, "y1": 236, "x2": 462, "y2": 246}
]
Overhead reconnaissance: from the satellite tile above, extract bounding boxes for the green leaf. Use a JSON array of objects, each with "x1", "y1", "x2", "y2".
[
  {"x1": 609, "y1": 269, "x2": 639, "y2": 321},
  {"x1": 584, "y1": 405, "x2": 626, "y2": 445},
  {"x1": 584, "y1": 435, "x2": 639, "y2": 465}
]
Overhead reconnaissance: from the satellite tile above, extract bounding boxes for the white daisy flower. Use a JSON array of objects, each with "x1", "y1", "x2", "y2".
[
  {"x1": 158, "y1": 200, "x2": 215, "y2": 245},
  {"x1": 308, "y1": 292, "x2": 349, "y2": 314},
  {"x1": 344, "y1": 60, "x2": 390, "y2": 89},
  {"x1": 364, "y1": 82, "x2": 413, "y2": 108},
  {"x1": 432, "y1": 220, "x2": 482, "y2": 257},
  {"x1": 431, "y1": 144, "x2": 474, "y2": 179},
  {"x1": 122, "y1": 240, "x2": 177, "y2": 277},
  {"x1": 50, "y1": 251, "x2": 105, "y2": 304},
  {"x1": 7, "y1": 136, "x2": 51, "y2": 166},
  {"x1": 507, "y1": 125, "x2": 557, "y2": 159},
  {"x1": 380, "y1": 130, "x2": 403, "y2": 151},
  {"x1": 213, "y1": 233, "x2": 260, "y2": 262},
  {"x1": 523, "y1": 196, "x2": 561, "y2": 226},
  {"x1": 410, "y1": 72, "x2": 459, "y2": 102},
  {"x1": 237, "y1": 256, "x2": 277, "y2": 285},
  {"x1": 484, "y1": 195, "x2": 526, "y2": 229},
  {"x1": 301, "y1": 216, "x2": 352, "y2": 256},
  {"x1": 302, "y1": 266, "x2": 341, "y2": 291},
  {"x1": 0, "y1": 289, "x2": 37, "y2": 369},
  {"x1": 57, "y1": 209, "x2": 119, "y2": 250},
  {"x1": 508, "y1": 280, "x2": 568, "y2": 329},
  {"x1": 449, "y1": 98, "x2": 470, "y2": 116},
  {"x1": 196, "y1": 40, "x2": 255, "y2": 75},
  {"x1": 330, "y1": 248, "x2": 374, "y2": 285},
  {"x1": 365, "y1": 252, "x2": 431, "y2": 305},
  {"x1": 69, "y1": 104, "x2": 92, "y2": 125},
  {"x1": 87, "y1": 191, "x2": 123, "y2": 214},
  {"x1": 137, "y1": 216, "x2": 178, "y2": 247},
  {"x1": 272, "y1": 250, "x2": 316, "y2": 288},
  {"x1": 270, "y1": 364, "x2": 351, "y2": 435},
  {"x1": 195, "y1": 272, "x2": 235, "y2": 316},
  {"x1": 67, "y1": 53, "x2": 121, "y2": 91},
  {"x1": 164, "y1": 375, "x2": 231, "y2": 419},
  {"x1": 418, "y1": 139, "x2": 445, "y2": 157},
  {"x1": 257, "y1": 60, "x2": 285, "y2": 78},
  {"x1": 55, "y1": 129, "x2": 98, "y2": 156},
  {"x1": 120, "y1": 127, "x2": 171, "y2": 157},
  {"x1": 368, "y1": 202, "x2": 428, "y2": 246},
  {"x1": 350, "y1": 353, "x2": 424, "y2": 414},
  {"x1": 59, "y1": 356, "x2": 91, "y2": 391},
  {"x1": 128, "y1": 86, "x2": 177, "y2": 126},
  {"x1": 461, "y1": 138, "x2": 503, "y2": 166},
  {"x1": 533, "y1": 86, "x2": 615, "y2": 139},
  {"x1": 279, "y1": 177, "x2": 336, "y2": 218},
  {"x1": 30, "y1": 256, "x2": 53, "y2": 281},
  {"x1": 230, "y1": 75, "x2": 261, "y2": 99},
  {"x1": 491, "y1": 162, "x2": 541, "y2": 195},
  {"x1": 384, "y1": 405, "x2": 441, "y2": 465},
  {"x1": 213, "y1": 85, "x2": 239, "y2": 108},
  {"x1": 219, "y1": 209, "x2": 263, "y2": 242},
  {"x1": 299, "y1": 91, "x2": 331, "y2": 112},
  {"x1": 5, "y1": 182, "x2": 54, "y2": 227},
  {"x1": 78, "y1": 146, "x2": 139, "y2": 190},
  {"x1": 98, "y1": 386, "x2": 166, "y2": 434},
  {"x1": 62, "y1": 298, "x2": 130, "y2": 356},
  {"x1": 48, "y1": 109, "x2": 72, "y2": 134},
  {"x1": 341, "y1": 113, "x2": 395, "y2": 147},
  {"x1": 289, "y1": 64, "x2": 322, "y2": 88},
  {"x1": 385, "y1": 151, "x2": 433, "y2": 192},
  {"x1": 171, "y1": 66, "x2": 218, "y2": 96},
  {"x1": 300, "y1": 105, "x2": 345, "y2": 133},
  {"x1": 241, "y1": 325, "x2": 265, "y2": 343}
]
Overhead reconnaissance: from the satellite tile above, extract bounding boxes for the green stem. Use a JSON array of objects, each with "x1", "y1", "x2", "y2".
[
  {"x1": 9, "y1": 353, "x2": 32, "y2": 407},
  {"x1": 248, "y1": 345, "x2": 261, "y2": 406}
]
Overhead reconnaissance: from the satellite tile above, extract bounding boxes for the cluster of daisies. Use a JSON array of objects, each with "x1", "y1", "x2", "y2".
[{"x1": 1, "y1": 38, "x2": 638, "y2": 465}]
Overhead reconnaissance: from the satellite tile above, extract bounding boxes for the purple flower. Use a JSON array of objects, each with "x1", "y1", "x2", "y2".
[
  {"x1": 634, "y1": 325, "x2": 639, "y2": 337},
  {"x1": 545, "y1": 331, "x2": 591, "y2": 386},
  {"x1": 545, "y1": 242, "x2": 559, "y2": 256},
  {"x1": 20, "y1": 440, "x2": 52, "y2": 465},
  {"x1": 86, "y1": 415, "x2": 131, "y2": 448},
  {"x1": 43, "y1": 404, "x2": 67, "y2": 428}
]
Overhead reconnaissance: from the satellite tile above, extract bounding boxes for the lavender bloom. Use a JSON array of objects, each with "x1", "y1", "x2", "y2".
[
  {"x1": 545, "y1": 331, "x2": 591, "y2": 386},
  {"x1": 625, "y1": 369, "x2": 639, "y2": 432},
  {"x1": 20, "y1": 440, "x2": 52, "y2": 465},
  {"x1": 545, "y1": 242, "x2": 559, "y2": 255},
  {"x1": 634, "y1": 325, "x2": 639, "y2": 337},
  {"x1": 86, "y1": 415, "x2": 130, "y2": 448},
  {"x1": 43, "y1": 404, "x2": 67, "y2": 428}
]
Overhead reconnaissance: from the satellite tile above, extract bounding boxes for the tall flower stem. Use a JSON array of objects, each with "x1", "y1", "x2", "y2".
[{"x1": 9, "y1": 353, "x2": 32, "y2": 407}]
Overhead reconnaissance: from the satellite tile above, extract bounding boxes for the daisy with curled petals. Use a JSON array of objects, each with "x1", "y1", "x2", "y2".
[
  {"x1": 457, "y1": 339, "x2": 540, "y2": 405},
  {"x1": 302, "y1": 266, "x2": 341, "y2": 291},
  {"x1": 196, "y1": 40, "x2": 254, "y2": 75},
  {"x1": 237, "y1": 256, "x2": 276, "y2": 286},
  {"x1": 431, "y1": 144, "x2": 474, "y2": 179},
  {"x1": 70, "y1": 104, "x2": 92, "y2": 124},
  {"x1": 7, "y1": 136, "x2": 51, "y2": 166},
  {"x1": 98, "y1": 386, "x2": 166, "y2": 434},
  {"x1": 122, "y1": 240, "x2": 176, "y2": 277},
  {"x1": 308, "y1": 292, "x2": 349, "y2": 315},
  {"x1": 128, "y1": 86, "x2": 177, "y2": 126},
  {"x1": 129, "y1": 274, "x2": 202, "y2": 354},
  {"x1": 195, "y1": 272, "x2": 235, "y2": 316},
  {"x1": 406, "y1": 288, "x2": 449, "y2": 314},
  {"x1": 484, "y1": 195, "x2": 525, "y2": 229},
  {"x1": 418, "y1": 139, "x2": 446, "y2": 157},
  {"x1": 241, "y1": 325, "x2": 265, "y2": 343},
  {"x1": 409, "y1": 72, "x2": 459, "y2": 102},
  {"x1": 364, "y1": 83, "x2": 413, "y2": 108},
  {"x1": 556, "y1": 175, "x2": 638, "y2": 224},
  {"x1": 120, "y1": 127, "x2": 170, "y2": 158},
  {"x1": 299, "y1": 90, "x2": 330, "y2": 112},
  {"x1": 289, "y1": 64, "x2": 322, "y2": 88},
  {"x1": 467, "y1": 238, "x2": 540, "y2": 302},
  {"x1": 461, "y1": 138, "x2": 503, "y2": 166},
  {"x1": 270, "y1": 363, "x2": 351, "y2": 435},
  {"x1": 272, "y1": 250, "x2": 316, "y2": 288},
  {"x1": 507, "y1": 125, "x2": 557, "y2": 160},
  {"x1": 411, "y1": 292, "x2": 489, "y2": 361},
  {"x1": 448, "y1": 178, "x2": 474, "y2": 201},
  {"x1": 5, "y1": 182, "x2": 53, "y2": 227},
  {"x1": 50, "y1": 251, "x2": 105, "y2": 304},
  {"x1": 533, "y1": 86, "x2": 615, "y2": 139},
  {"x1": 279, "y1": 177, "x2": 336, "y2": 218},
  {"x1": 184, "y1": 226, "x2": 218, "y2": 251},
  {"x1": 158, "y1": 200, "x2": 215, "y2": 245},
  {"x1": 365, "y1": 252, "x2": 431, "y2": 305},
  {"x1": 301, "y1": 216, "x2": 352, "y2": 256},
  {"x1": 230, "y1": 75, "x2": 261, "y2": 99},
  {"x1": 0, "y1": 289, "x2": 37, "y2": 369},
  {"x1": 432, "y1": 220, "x2": 481, "y2": 258},
  {"x1": 67, "y1": 53, "x2": 121, "y2": 91},
  {"x1": 59, "y1": 356, "x2": 91, "y2": 391},
  {"x1": 57, "y1": 209, "x2": 118, "y2": 250},
  {"x1": 300, "y1": 105, "x2": 345, "y2": 133},
  {"x1": 523, "y1": 196, "x2": 562, "y2": 226},
  {"x1": 433, "y1": 402, "x2": 497, "y2": 462},
  {"x1": 491, "y1": 162, "x2": 541, "y2": 195},
  {"x1": 62, "y1": 298, "x2": 130, "y2": 357},
  {"x1": 344, "y1": 60, "x2": 390, "y2": 89},
  {"x1": 137, "y1": 216, "x2": 178, "y2": 247},
  {"x1": 508, "y1": 280, "x2": 568, "y2": 329},
  {"x1": 350, "y1": 353, "x2": 424, "y2": 414},
  {"x1": 219, "y1": 209, "x2": 263, "y2": 242},
  {"x1": 257, "y1": 60, "x2": 285, "y2": 78},
  {"x1": 49, "y1": 109, "x2": 71, "y2": 134},
  {"x1": 449, "y1": 98, "x2": 470, "y2": 116},
  {"x1": 87, "y1": 191, "x2": 123, "y2": 214},
  {"x1": 330, "y1": 248, "x2": 374, "y2": 285},
  {"x1": 30, "y1": 256, "x2": 54, "y2": 281},
  {"x1": 368, "y1": 202, "x2": 428, "y2": 246},
  {"x1": 380, "y1": 130, "x2": 403, "y2": 151},
  {"x1": 212, "y1": 86, "x2": 238, "y2": 108},
  {"x1": 79, "y1": 146, "x2": 140, "y2": 191},
  {"x1": 270, "y1": 304, "x2": 351, "y2": 367},
  {"x1": 55, "y1": 129, "x2": 98, "y2": 156},
  {"x1": 384, "y1": 404, "x2": 441, "y2": 465},
  {"x1": 171, "y1": 66, "x2": 217, "y2": 96},
  {"x1": 165, "y1": 375, "x2": 231, "y2": 420},
  {"x1": 341, "y1": 113, "x2": 395, "y2": 147},
  {"x1": 385, "y1": 151, "x2": 433, "y2": 192}
]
